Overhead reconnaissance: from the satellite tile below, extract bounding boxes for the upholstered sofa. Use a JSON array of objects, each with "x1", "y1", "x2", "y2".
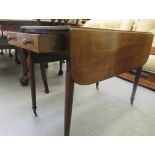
[{"x1": 84, "y1": 19, "x2": 155, "y2": 90}]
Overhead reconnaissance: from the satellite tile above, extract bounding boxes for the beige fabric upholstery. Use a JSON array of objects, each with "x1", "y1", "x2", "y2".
[
  {"x1": 133, "y1": 19, "x2": 155, "y2": 32},
  {"x1": 143, "y1": 55, "x2": 155, "y2": 73},
  {"x1": 132, "y1": 20, "x2": 155, "y2": 74},
  {"x1": 149, "y1": 29, "x2": 155, "y2": 47},
  {"x1": 133, "y1": 20, "x2": 155, "y2": 46},
  {"x1": 84, "y1": 19, "x2": 134, "y2": 30}
]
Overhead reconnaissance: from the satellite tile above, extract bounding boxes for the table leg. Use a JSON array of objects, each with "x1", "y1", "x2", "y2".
[
  {"x1": 28, "y1": 52, "x2": 37, "y2": 117},
  {"x1": 64, "y1": 60, "x2": 74, "y2": 136},
  {"x1": 131, "y1": 67, "x2": 142, "y2": 104}
]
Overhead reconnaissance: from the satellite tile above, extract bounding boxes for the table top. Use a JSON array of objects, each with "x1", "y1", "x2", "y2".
[
  {"x1": 8, "y1": 26, "x2": 153, "y2": 84},
  {"x1": 20, "y1": 25, "x2": 76, "y2": 34}
]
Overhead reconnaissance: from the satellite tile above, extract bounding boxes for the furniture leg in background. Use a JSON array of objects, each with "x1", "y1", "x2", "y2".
[
  {"x1": 130, "y1": 67, "x2": 142, "y2": 104},
  {"x1": 40, "y1": 63, "x2": 49, "y2": 94}
]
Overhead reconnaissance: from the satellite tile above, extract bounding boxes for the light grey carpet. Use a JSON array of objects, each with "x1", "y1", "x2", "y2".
[{"x1": 0, "y1": 51, "x2": 155, "y2": 136}]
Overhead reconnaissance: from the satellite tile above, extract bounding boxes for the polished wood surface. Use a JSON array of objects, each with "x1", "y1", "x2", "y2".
[
  {"x1": 0, "y1": 20, "x2": 51, "y2": 31},
  {"x1": 8, "y1": 32, "x2": 67, "y2": 53},
  {"x1": 69, "y1": 27, "x2": 153, "y2": 85}
]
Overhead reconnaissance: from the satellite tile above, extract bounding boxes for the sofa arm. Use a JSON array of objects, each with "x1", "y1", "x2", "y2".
[{"x1": 84, "y1": 20, "x2": 135, "y2": 31}]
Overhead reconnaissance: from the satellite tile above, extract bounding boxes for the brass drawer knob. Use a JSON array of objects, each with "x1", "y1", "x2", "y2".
[{"x1": 22, "y1": 38, "x2": 31, "y2": 45}]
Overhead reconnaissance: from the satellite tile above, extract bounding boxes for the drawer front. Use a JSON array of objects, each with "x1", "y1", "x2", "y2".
[{"x1": 7, "y1": 32, "x2": 67, "y2": 53}]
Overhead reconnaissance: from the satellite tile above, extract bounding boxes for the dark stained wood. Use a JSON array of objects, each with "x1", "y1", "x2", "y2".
[
  {"x1": 69, "y1": 27, "x2": 153, "y2": 85},
  {"x1": 0, "y1": 20, "x2": 53, "y2": 63},
  {"x1": 40, "y1": 63, "x2": 49, "y2": 94},
  {"x1": 0, "y1": 20, "x2": 51, "y2": 31},
  {"x1": 130, "y1": 67, "x2": 142, "y2": 104},
  {"x1": 28, "y1": 52, "x2": 37, "y2": 117},
  {"x1": 8, "y1": 32, "x2": 67, "y2": 53},
  {"x1": 64, "y1": 61, "x2": 74, "y2": 136}
]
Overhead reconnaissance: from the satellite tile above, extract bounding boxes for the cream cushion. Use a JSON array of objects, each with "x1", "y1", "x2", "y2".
[
  {"x1": 143, "y1": 55, "x2": 155, "y2": 73},
  {"x1": 133, "y1": 19, "x2": 155, "y2": 32},
  {"x1": 149, "y1": 29, "x2": 155, "y2": 46},
  {"x1": 84, "y1": 19, "x2": 135, "y2": 30}
]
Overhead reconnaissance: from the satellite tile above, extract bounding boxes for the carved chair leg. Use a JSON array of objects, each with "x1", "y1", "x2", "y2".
[
  {"x1": 96, "y1": 82, "x2": 99, "y2": 89},
  {"x1": 64, "y1": 61, "x2": 74, "y2": 136},
  {"x1": 18, "y1": 49, "x2": 29, "y2": 86},
  {"x1": 40, "y1": 63, "x2": 49, "y2": 94},
  {"x1": 130, "y1": 67, "x2": 142, "y2": 105},
  {"x1": 28, "y1": 52, "x2": 37, "y2": 117},
  {"x1": 58, "y1": 60, "x2": 63, "y2": 75}
]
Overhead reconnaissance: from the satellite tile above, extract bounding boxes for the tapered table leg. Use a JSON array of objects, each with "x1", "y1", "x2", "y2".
[
  {"x1": 64, "y1": 61, "x2": 74, "y2": 136},
  {"x1": 131, "y1": 67, "x2": 142, "y2": 105},
  {"x1": 28, "y1": 52, "x2": 37, "y2": 117}
]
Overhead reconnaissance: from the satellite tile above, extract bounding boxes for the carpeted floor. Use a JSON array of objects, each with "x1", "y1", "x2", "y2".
[{"x1": 0, "y1": 51, "x2": 155, "y2": 136}]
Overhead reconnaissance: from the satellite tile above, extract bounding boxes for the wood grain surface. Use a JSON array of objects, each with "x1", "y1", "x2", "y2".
[
  {"x1": 8, "y1": 32, "x2": 66, "y2": 53},
  {"x1": 69, "y1": 27, "x2": 153, "y2": 85}
]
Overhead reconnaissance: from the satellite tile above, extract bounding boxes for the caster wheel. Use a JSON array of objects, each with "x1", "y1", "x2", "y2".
[
  {"x1": 20, "y1": 76, "x2": 29, "y2": 86},
  {"x1": 58, "y1": 70, "x2": 63, "y2": 75}
]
